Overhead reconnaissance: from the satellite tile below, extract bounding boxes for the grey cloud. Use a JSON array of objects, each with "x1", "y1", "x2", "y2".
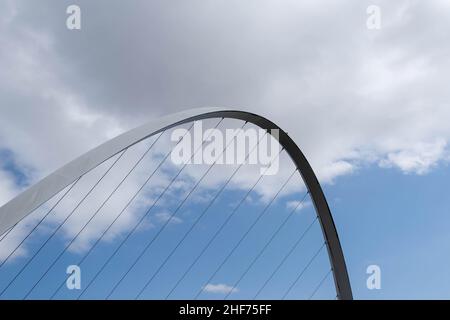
[
  {"x1": 2, "y1": 0, "x2": 450, "y2": 261},
  {"x1": 1, "y1": 0, "x2": 450, "y2": 195}
]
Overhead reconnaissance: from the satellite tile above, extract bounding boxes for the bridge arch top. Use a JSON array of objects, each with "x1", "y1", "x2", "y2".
[{"x1": 0, "y1": 107, "x2": 352, "y2": 300}]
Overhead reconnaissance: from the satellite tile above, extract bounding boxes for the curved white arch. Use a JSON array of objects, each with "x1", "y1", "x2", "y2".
[{"x1": 0, "y1": 107, "x2": 353, "y2": 299}]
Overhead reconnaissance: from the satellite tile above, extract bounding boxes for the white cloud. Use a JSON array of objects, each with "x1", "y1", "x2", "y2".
[
  {"x1": 1, "y1": 0, "x2": 450, "y2": 259},
  {"x1": 203, "y1": 283, "x2": 238, "y2": 294},
  {"x1": 286, "y1": 200, "x2": 311, "y2": 212},
  {"x1": 154, "y1": 212, "x2": 183, "y2": 225},
  {"x1": 379, "y1": 138, "x2": 447, "y2": 175},
  {"x1": 316, "y1": 161, "x2": 355, "y2": 185},
  {"x1": 1, "y1": 1, "x2": 449, "y2": 188},
  {"x1": 0, "y1": 169, "x2": 19, "y2": 206}
]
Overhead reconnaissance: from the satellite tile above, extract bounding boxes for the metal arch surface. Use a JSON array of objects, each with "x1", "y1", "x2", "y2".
[{"x1": 0, "y1": 107, "x2": 353, "y2": 300}]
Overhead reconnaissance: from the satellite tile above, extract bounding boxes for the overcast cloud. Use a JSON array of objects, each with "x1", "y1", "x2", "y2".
[{"x1": 1, "y1": 0, "x2": 450, "y2": 207}]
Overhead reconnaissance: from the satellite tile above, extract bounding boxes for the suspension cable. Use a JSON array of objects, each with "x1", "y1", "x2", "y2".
[
  {"x1": 308, "y1": 269, "x2": 332, "y2": 300},
  {"x1": 0, "y1": 224, "x2": 17, "y2": 242},
  {"x1": 105, "y1": 119, "x2": 234, "y2": 299},
  {"x1": 165, "y1": 132, "x2": 269, "y2": 299},
  {"x1": 0, "y1": 179, "x2": 81, "y2": 269},
  {"x1": 78, "y1": 120, "x2": 223, "y2": 299},
  {"x1": 195, "y1": 165, "x2": 295, "y2": 299},
  {"x1": 253, "y1": 215, "x2": 319, "y2": 299},
  {"x1": 281, "y1": 242, "x2": 326, "y2": 300},
  {"x1": 134, "y1": 124, "x2": 264, "y2": 299},
  {"x1": 0, "y1": 150, "x2": 127, "y2": 298},
  {"x1": 224, "y1": 191, "x2": 310, "y2": 300},
  {"x1": 49, "y1": 132, "x2": 167, "y2": 299},
  {"x1": 0, "y1": 119, "x2": 340, "y2": 300},
  {"x1": 76, "y1": 122, "x2": 198, "y2": 299},
  {"x1": 23, "y1": 132, "x2": 165, "y2": 299}
]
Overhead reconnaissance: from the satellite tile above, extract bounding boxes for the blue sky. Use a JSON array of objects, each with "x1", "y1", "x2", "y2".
[
  {"x1": 1, "y1": 125, "x2": 450, "y2": 300},
  {"x1": 330, "y1": 162, "x2": 450, "y2": 299},
  {"x1": 1, "y1": 0, "x2": 450, "y2": 300},
  {"x1": 0, "y1": 132, "x2": 336, "y2": 300}
]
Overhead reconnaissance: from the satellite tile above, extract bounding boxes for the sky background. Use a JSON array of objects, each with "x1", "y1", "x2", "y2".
[{"x1": 0, "y1": 0, "x2": 450, "y2": 299}]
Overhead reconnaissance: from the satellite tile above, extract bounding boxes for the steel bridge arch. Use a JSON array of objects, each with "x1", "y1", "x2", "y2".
[{"x1": 0, "y1": 107, "x2": 353, "y2": 300}]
